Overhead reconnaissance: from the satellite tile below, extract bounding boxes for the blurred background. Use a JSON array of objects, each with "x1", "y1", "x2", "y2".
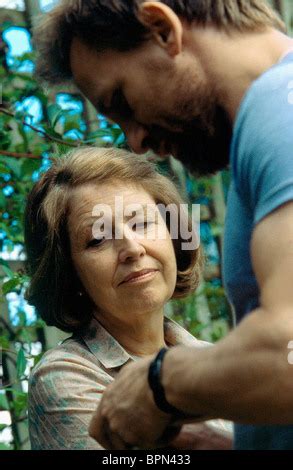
[{"x1": 0, "y1": 0, "x2": 292, "y2": 450}]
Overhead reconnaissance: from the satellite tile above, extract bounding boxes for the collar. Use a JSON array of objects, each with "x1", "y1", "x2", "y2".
[{"x1": 80, "y1": 316, "x2": 210, "y2": 370}]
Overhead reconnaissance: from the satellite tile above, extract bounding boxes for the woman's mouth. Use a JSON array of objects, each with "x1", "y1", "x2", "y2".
[{"x1": 121, "y1": 270, "x2": 158, "y2": 285}]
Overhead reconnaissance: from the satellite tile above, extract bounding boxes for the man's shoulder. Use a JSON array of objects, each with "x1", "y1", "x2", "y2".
[
  {"x1": 234, "y1": 53, "x2": 293, "y2": 135},
  {"x1": 252, "y1": 53, "x2": 293, "y2": 94},
  {"x1": 230, "y1": 54, "x2": 293, "y2": 224},
  {"x1": 231, "y1": 54, "x2": 293, "y2": 183}
]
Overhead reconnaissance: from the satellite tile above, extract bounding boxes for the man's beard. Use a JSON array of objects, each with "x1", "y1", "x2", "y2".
[{"x1": 143, "y1": 106, "x2": 232, "y2": 177}]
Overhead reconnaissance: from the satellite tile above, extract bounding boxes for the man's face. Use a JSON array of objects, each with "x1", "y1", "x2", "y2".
[{"x1": 70, "y1": 37, "x2": 231, "y2": 176}]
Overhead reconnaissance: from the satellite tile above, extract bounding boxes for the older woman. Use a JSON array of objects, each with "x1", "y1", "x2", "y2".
[{"x1": 25, "y1": 147, "x2": 231, "y2": 450}]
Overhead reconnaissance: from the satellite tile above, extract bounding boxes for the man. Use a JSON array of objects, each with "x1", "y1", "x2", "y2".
[{"x1": 34, "y1": 0, "x2": 293, "y2": 450}]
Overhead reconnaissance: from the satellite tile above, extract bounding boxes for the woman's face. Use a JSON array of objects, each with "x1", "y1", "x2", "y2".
[{"x1": 67, "y1": 181, "x2": 177, "y2": 325}]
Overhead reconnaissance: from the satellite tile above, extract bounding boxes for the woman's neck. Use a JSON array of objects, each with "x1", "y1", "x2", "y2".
[{"x1": 94, "y1": 308, "x2": 167, "y2": 357}]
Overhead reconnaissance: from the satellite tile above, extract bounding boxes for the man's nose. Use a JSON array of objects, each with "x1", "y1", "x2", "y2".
[{"x1": 124, "y1": 122, "x2": 150, "y2": 154}]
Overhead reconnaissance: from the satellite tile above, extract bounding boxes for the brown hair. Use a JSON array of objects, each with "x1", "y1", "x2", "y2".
[
  {"x1": 24, "y1": 146, "x2": 202, "y2": 333},
  {"x1": 33, "y1": 0, "x2": 285, "y2": 85}
]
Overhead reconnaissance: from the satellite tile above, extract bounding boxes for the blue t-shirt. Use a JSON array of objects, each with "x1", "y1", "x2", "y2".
[{"x1": 223, "y1": 52, "x2": 293, "y2": 450}]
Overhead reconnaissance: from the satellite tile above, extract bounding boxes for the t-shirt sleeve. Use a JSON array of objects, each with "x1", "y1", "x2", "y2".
[
  {"x1": 231, "y1": 62, "x2": 293, "y2": 226},
  {"x1": 28, "y1": 351, "x2": 112, "y2": 450}
]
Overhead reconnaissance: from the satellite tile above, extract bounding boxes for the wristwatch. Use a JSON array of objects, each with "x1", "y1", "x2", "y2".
[{"x1": 148, "y1": 347, "x2": 186, "y2": 418}]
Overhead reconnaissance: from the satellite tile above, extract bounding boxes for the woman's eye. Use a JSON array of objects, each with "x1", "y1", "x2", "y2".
[
  {"x1": 134, "y1": 221, "x2": 155, "y2": 230},
  {"x1": 87, "y1": 238, "x2": 105, "y2": 248}
]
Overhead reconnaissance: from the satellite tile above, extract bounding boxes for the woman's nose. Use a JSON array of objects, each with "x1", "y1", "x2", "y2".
[
  {"x1": 118, "y1": 229, "x2": 146, "y2": 263},
  {"x1": 124, "y1": 122, "x2": 150, "y2": 154}
]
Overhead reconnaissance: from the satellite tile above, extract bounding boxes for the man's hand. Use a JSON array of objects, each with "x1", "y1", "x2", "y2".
[{"x1": 88, "y1": 356, "x2": 180, "y2": 449}]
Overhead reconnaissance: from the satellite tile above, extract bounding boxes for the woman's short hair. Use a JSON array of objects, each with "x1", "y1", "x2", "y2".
[{"x1": 24, "y1": 146, "x2": 202, "y2": 333}]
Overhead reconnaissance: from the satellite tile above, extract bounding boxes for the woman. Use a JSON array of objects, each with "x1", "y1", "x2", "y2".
[{"x1": 25, "y1": 147, "x2": 232, "y2": 450}]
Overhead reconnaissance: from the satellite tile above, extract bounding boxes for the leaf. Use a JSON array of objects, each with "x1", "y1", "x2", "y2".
[
  {"x1": 16, "y1": 348, "x2": 27, "y2": 379},
  {"x1": 14, "y1": 111, "x2": 25, "y2": 121},
  {"x1": 33, "y1": 318, "x2": 46, "y2": 329},
  {"x1": 0, "y1": 191, "x2": 6, "y2": 210},
  {"x1": 0, "y1": 443, "x2": 12, "y2": 450},
  {"x1": 13, "y1": 393, "x2": 28, "y2": 418},
  {"x1": 2, "y1": 277, "x2": 21, "y2": 295},
  {"x1": 63, "y1": 115, "x2": 81, "y2": 133},
  {"x1": 0, "y1": 163, "x2": 10, "y2": 175},
  {"x1": 0, "y1": 259, "x2": 14, "y2": 278},
  {"x1": 54, "y1": 142, "x2": 75, "y2": 156},
  {"x1": 18, "y1": 326, "x2": 33, "y2": 344},
  {"x1": 3, "y1": 388, "x2": 27, "y2": 396},
  {"x1": 33, "y1": 352, "x2": 44, "y2": 367},
  {"x1": 20, "y1": 158, "x2": 40, "y2": 178},
  {"x1": 110, "y1": 128, "x2": 124, "y2": 141},
  {"x1": 45, "y1": 128, "x2": 64, "y2": 140},
  {"x1": 16, "y1": 310, "x2": 27, "y2": 327},
  {"x1": 0, "y1": 392, "x2": 9, "y2": 411},
  {"x1": 2, "y1": 159, "x2": 22, "y2": 179},
  {"x1": 0, "y1": 423, "x2": 9, "y2": 432},
  {"x1": 0, "y1": 336, "x2": 10, "y2": 349},
  {"x1": 0, "y1": 131, "x2": 11, "y2": 150},
  {"x1": 47, "y1": 104, "x2": 65, "y2": 129}
]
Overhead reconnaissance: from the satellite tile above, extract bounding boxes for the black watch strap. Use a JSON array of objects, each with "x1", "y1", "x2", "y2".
[{"x1": 148, "y1": 347, "x2": 186, "y2": 418}]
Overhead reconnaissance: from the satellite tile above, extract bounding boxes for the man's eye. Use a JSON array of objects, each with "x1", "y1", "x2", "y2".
[{"x1": 111, "y1": 89, "x2": 132, "y2": 119}]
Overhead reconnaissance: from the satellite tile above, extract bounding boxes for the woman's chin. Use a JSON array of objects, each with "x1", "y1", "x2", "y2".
[{"x1": 118, "y1": 294, "x2": 167, "y2": 314}]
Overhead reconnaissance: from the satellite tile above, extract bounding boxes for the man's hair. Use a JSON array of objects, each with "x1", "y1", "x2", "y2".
[
  {"x1": 24, "y1": 146, "x2": 202, "y2": 333},
  {"x1": 33, "y1": 0, "x2": 285, "y2": 85}
]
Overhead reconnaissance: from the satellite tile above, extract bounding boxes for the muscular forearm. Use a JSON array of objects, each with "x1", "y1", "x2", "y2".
[{"x1": 162, "y1": 307, "x2": 293, "y2": 424}]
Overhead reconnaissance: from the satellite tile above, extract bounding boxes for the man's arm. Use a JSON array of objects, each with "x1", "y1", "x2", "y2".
[
  {"x1": 89, "y1": 201, "x2": 293, "y2": 449},
  {"x1": 163, "y1": 201, "x2": 293, "y2": 424}
]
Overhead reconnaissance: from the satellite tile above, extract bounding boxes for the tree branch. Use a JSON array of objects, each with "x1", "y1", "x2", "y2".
[
  {"x1": 0, "y1": 150, "x2": 42, "y2": 159},
  {"x1": 0, "y1": 107, "x2": 81, "y2": 148},
  {"x1": 0, "y1": 317, "x2": 16, "y2": 338}
]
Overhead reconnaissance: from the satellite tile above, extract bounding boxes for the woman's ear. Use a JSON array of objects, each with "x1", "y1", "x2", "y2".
[{"x1": 137, "y1": 1, "x2": 183, "y2": 57}]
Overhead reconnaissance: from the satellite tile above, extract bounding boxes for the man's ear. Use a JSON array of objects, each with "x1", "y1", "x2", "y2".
[{"x1": 137, "y1": 1, "x2": 183, "y2": 57}]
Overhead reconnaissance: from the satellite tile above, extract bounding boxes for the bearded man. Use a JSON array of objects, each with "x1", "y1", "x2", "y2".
[{"x1": 33, "y1": 0, "x2": 293, "y2": 450}]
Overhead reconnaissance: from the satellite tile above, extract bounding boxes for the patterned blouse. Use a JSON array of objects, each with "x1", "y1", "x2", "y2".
[{"x1": 28, "y1": 316, "x2": 232, "y2": 450}]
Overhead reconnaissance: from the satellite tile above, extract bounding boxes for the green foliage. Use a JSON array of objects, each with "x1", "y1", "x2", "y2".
[
  {"x1": 16, "y1": 349, "x2": 27, "y2": 379},
  {"x1": 0, "y1": 442, "x2": 13, "y2": 450},
  {"x1": 0, "y1": 393, "x2": 9, "y2": 412}
]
